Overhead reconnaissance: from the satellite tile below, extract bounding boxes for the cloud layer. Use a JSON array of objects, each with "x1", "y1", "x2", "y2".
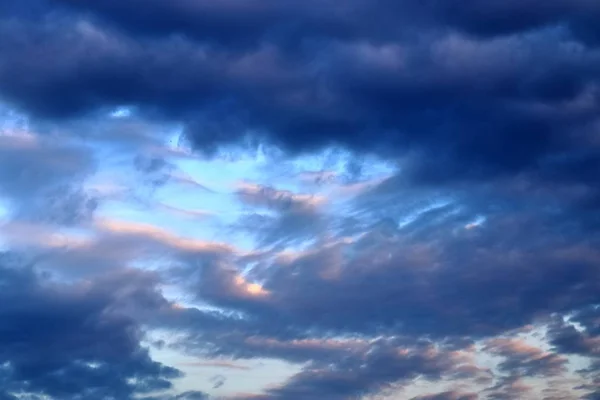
[{"x1": 0, "y1": 1, "x2": 600, "y2": 399}]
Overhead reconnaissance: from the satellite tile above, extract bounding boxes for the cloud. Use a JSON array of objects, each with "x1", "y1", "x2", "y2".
[
  {"x1": 0, "y1": 253, "x2": 180, "y2": 400},
  {"x1": 146, "y1": 174, "x2": 600, "y2": 397},
  {"x1": 237, "y1": 338, "x2": 481, "y2": 400},
  {"x1": 484, "y1": 375, "x2": 532, "y2": 400},
  {"x1": 180, "y1": 205, "x2": 600, "y2": 339},
  {"x1": 548, "y1": 320, "x2": 600, "y2": 357},
  {"x1": 210, "y1": 374, "x2": 226, "y2": 389},
  {"x1": 411, "y1": 391, "x2": 478, "y2": 400},
  {"x1": 407, "y1": 0, "x2": 600, "y2": 45},
  {"x1": 181, "y1": 361, "x2": 251, "y2": 371},
  {"x1": 236, "y1": 183, "x2": 326, "y2": 214},
  {"x1": 1, "y1": 1, "x2": 599, "y2": 193},
  {"x1": 483, "y1": 338, "x2": 568, "y2": 378},
  {"x1": 48, "y1": 0, "x2": 351, "y2": 48},
  {"x1": 171, "y1": 392, "x2": 210, "y2": 400},
  {"x1": 30, "y1": 0, "x2": 600, "y2": 48},
  {"x1": 0, "y1": 126, "x2": 96, "y2": 225},
  {"x1": 232, "y1": 183, "x2": 327, "y2": 248},
  {"x1": 149, "y1": 391, "x2": 210, "y2": 400},
  {"x1": 1, "y1": 1, "x2": 600, "y2": 399},
  {"x1": 0, "y1": 216, "x2": 240, "y2": 279}
]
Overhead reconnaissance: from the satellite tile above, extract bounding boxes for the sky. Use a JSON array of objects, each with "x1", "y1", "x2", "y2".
[{"x1": 0, "y1": 1, "x2": 599, "y2": 399}]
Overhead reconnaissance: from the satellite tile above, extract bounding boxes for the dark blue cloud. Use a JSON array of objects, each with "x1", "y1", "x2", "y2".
[
  {"x1": 0, "y1": 254, "x2": 182, "y2": 399},
  {"x1": 28, "y1": 0, "x2": 600, "y2": 48},
  {"x1": 0, "y1": 0, "x2": 599, "y2": 191},
  {"x1": 160, "y1": 191, "x2": 598, "y2": 397},
  {"x1": 182, "y1": 205, "x2": 600, "y2": 339},
  {"x1": 414, "y1": 0, "x2": 600, "y2": 43}
]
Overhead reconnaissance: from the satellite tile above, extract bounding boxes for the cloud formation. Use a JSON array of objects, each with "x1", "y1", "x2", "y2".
[
  {"x1": 1, "y1": 0, "x2": 599, "y2": 186},
  {"x1": 0, "y1": 254, "x2": 179, "y2": 400},
  {"x1": 1, "y1": 0, "x2": 600, "y2": 399}
]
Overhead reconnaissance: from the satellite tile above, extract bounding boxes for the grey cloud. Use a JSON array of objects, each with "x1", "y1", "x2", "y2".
[
  {"x1": 0, "y1": 253, "x2": 181, "y2": 400},
  {"x1": 411, "y1": 391, "x2": 479, "y2": 400},
  {"x1": 484, "y1": 376, "x2": 532, "y2": 400},
  {"x1": 232, "y1": 183, "x2": 326, "y2": 248},
  {"x1": 188, "y1": 207, "x2": 600, "y2": 339},
  {"x1": 242, "y1": 338, "x2": 480, "y2": 400}
]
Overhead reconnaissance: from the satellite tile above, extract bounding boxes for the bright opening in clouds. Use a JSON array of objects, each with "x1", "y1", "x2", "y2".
[{"x1": 1, "y1": 1, "x2": 600, "y2": 399}]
